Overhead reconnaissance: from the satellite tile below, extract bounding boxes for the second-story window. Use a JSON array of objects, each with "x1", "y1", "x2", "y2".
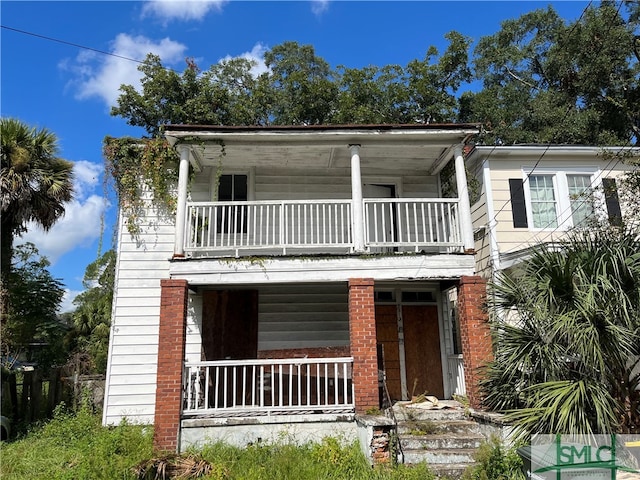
[
  {"x1": 218, "y1": 174, "x2": 248, "y2": 202},
  {"x1": 522, "y1": 169, "x2": 599, "y2": 231},
  {"x1": 529, "y1": 175, "x2": 558, "y2": 228},
  {"x1": 567, "y1": 174, "x2": 594, "y2": 226},
  {"x1": 217, "y1": 174, "x2": 248, "y2": 233}
]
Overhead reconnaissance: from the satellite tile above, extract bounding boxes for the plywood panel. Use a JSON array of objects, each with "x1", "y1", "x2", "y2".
[
  {"x1": 403, "y1": 305, "x2": 444, "y2": 398},
  {"x1": 376, "y1": 305, "x2": 402, "y2": 401}
]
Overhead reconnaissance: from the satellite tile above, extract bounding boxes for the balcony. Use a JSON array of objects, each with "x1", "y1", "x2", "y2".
[{"x1": 184, "y1": 198, "x2": 463, "y2": 257}]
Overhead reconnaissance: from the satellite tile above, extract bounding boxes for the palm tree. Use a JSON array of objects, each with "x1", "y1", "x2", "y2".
[
  {"x1": 0, "y1": 118, "x2": 74, "y2": 283},
  {"x1": 482, "y1": 225, "x2": 640, "y2": 438}
]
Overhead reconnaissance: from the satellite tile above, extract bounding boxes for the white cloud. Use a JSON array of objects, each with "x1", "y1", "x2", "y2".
[
  {"x1": 72, "y1": 160, "x2": 102, "y2": 199},
  {"x1": 142, "y1": 0, "x2": 226, "y2": 22},
  {"x1": 20, "y1": 195, "x2": 107, "y2": 265},
  {"x1": 60, "y1": 288, "x2": 83, "y2": 314},
  {"x1": 19, "y1": 160, "x2": 107, "y2": 264},
  {"x1": 311, "y1": 0, "x2": 330, "y2": 16},
  {"x1": 64, "y1": 34, "x2": 187, "y2": 108},
  {"x1": 220, "y1": 43, "x2": 270, "y2": 77}
]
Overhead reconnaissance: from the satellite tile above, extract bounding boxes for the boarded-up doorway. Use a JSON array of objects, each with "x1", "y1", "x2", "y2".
[
  {"x1": 403, "y1": 305, "x2": 444, "y2": 399},
  {"x1": 375, "y1": 305, "x2": 402, "y2": 401},
  {"x1": 202, "y1": 290, "x2": 258, "y2": 360}
]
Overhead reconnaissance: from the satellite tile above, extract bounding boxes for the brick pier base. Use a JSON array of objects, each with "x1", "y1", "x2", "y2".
[
  {"x1": 457, "y1": 275, "x2": 492, "y2": 410},
  {"x1": 154, "y1": 279, "x2": 188, "y2": 452},
  {"x1": 349, "y1": 278, "x2": 379, "y2": 413}
]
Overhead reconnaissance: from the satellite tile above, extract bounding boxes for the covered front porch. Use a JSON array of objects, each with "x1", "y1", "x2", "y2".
[{"x1": 153, "y1": 275, "x2": 489, "y2": 452}]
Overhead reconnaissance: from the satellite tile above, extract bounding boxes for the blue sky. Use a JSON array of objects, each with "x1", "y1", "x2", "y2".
[{"x1": 1, "y1": 0, "x2": 589, "y2": 311}]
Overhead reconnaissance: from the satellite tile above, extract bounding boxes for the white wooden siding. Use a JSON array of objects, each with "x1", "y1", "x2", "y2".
[
  {"x1": 257, "y1": 284, "x2": 350, "y2": 351},
  {"x1": 103, "y1": 196, "x2": 174, "y2": 426}
]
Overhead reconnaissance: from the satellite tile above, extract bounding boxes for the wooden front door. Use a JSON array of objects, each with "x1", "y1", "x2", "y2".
[
  {"x1": 403, "y1": 305, "x2": 444, "y2": 399},
  {"x1": 375, "y1": 305, "x2": 402, "y2": 401},
  {"x1": 202, "y1": 290, "x2": 258, "y2": 360}
]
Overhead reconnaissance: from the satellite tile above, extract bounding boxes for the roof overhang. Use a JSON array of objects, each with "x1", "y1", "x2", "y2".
[{"x1": 164, "y1": 124, "x2": 480, "y2": 172}]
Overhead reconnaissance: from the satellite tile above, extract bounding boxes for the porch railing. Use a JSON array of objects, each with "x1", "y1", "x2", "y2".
[
  {"x1": 184, "y1": 198, "x2": 463, "y2": 255},
  {"x1": 183, "y1": 357, "x2": 354, "y2": 416},
  {"x1": 186, "y1": 200, "x2": 352, "y2": 254},
  {"x1": 447, "y1": 354, "x2": 466, "y2": 396},
  {"x1": 364, "y1": 198, "x2": 461, "y2": 250}
]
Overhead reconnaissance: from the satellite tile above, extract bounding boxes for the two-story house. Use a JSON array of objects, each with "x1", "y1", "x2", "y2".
[
  {"x1": 102, "y1": 124, "x2": 493, "y2": 453},
  {"x1": 466, "y1": 145, "x2": 633, "y2": 279}
]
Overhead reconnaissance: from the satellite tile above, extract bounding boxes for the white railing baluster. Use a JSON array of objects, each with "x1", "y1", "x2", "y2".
[
  {"x1": 166, "y1": 359, "x2": 341, "y2": 413},
  {"x1": 288, "y1": 364, "x2": 293, "y2": 407},
  {"x1": 260, "y1": 365, "x2": 264, "y2": 407},
  {"x1": 297, "y1": 364, "x2": 302, "y2": 407},
  {"x1": 333, "y1": 363, "x2": 338, "y2": 405},
  {"x1": 306, "y1": 364, "x2": 311, "y2": 406},
  {"x1": 342, "y1": 362, "x2": 348, "y2": 405},
  {"x1": 186, "y1": 366, "x2": 194, "y2": 409},
  {"x1": 214, "y1": 367, "x2": 220, "y2": 409},
  {"x1": 223, "y1": 367, "x2": 228, "y2": 408},
  {"x1": 316, "y1": 363, "x2": 321, "y2": 406}
]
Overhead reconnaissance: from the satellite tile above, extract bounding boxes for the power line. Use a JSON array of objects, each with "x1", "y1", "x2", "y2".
[
  {"x1": 1, "y1": 25, "x2": 147, "y2": 66},
  {"x1": 484, "y1": 0, "x2": 626, "y2": 232}
]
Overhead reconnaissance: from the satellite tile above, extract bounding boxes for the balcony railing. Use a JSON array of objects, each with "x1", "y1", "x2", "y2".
[
  {"x1": 183, "y1": 357, "x2": 354, "y2": 416},
  {"x1": 364, "y1": 198, "x2": 461, "y2": 250},
  {"x1": 185, "y1": 198, "x2": 463, "y2": 256}
]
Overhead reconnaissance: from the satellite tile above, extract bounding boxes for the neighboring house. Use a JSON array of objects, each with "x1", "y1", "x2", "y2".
[
  {"x1": 466, "y1": 145, "x2": 634, "y2": 278},
  {"x1": 102, "y1": 124, "x2": 493, "y2": 453}
]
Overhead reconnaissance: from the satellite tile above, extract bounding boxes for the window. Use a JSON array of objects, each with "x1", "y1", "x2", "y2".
[
  {"x1": 529, "y1": 175, "x2": 558, "y2": 228},
  {"x1": 215, "y1": 174, "x2": 248, "y2": 233},
  {"x1": 217, "y1": 174, "x2": 247, "y2": 202},
  {"x1": 566, "y1": 174, "x2": 594, "y2": 227},
  {"x1": 509, "y1": 168, "x2": 620, "y2": 231}
]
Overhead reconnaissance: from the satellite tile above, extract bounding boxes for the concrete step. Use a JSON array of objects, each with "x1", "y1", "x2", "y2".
[
  {"x1": 401, "y1": 447, "x2": 477, "y2": 465},
  {"x1": 400, "y1": 432, "x2": 484, "y2": 450},
  {"x1": 428, "y1": 463, "x2": 474, "y2": 479},
  {"x1": 392, "y1": 402, "x2": 468, "y2": 422},
  {"x1": 397, "y1": 419, "x2": 483, "y2": 436}
]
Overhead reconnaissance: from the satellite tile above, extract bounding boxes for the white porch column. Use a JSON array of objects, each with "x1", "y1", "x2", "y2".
[
  {"x1": 454, "y1": 145, "x2": 475, "y2": 252},
  {"x1": 174, "y1": 145, "x2": 190, "y2": 257},
  {"x1": 350, "y1": 144, "x2": 365, "y2": 252}
]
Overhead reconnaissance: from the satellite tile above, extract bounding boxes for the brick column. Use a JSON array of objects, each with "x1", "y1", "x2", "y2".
[
  {"x1": 348, "y1": 278, "x2": 378, "y2": 413},
  {"x1": 154, "y1": 279, "x2": 188, "y2": 452},
  {"x1": 457, "y1": 275, "x2": 492, "y2": 410}
]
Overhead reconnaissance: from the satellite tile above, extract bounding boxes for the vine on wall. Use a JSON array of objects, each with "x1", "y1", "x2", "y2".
[
  {"x1": 103, "y1": 136, "x2": 180, "y2": 236},
  {"x1": 102, "y1": 136, "x2": 226, "y2": 239}
]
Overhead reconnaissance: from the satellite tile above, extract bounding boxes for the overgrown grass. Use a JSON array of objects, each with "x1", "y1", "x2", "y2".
[
  {"x1": 1, "y1": 404, "x2": 153, "y2": 480},
  {"x1": 1, "y1": 408, "x2": 438, "y2": 479}
]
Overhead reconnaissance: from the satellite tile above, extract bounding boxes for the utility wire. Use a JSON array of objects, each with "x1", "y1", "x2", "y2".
[
  {"x1": 524, "y1": 145, "x2": 632, "y2": 247},
  {"x1": 1, "y1": 25, "x2": 148, "y2": 66},
  {"x1": 484, "y1": 0, "x2": 626, "y2": 234}
]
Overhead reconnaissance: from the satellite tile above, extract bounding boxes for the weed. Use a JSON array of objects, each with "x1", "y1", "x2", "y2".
[{"x1": 461, "y1": 435, "x2": 525, "y2": 480}]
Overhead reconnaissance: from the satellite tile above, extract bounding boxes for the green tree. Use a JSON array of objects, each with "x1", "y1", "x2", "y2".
[
  {"x1": 111, "y1": 55, "x2": 232, "y2": 137},
  {"x1": 0, "y1": 118, "x2": 74, "y2": 285},
  {"x1": 263, "y1": 41, "x2": 338, "y2": 125},
  {"x1": 2, "y1": 243, "x2": 69, "y2": 367},
  {"x1": 70, "y1": 250, "x2": 115, "y2": 373},
  {"x1": 460, "y1": 3, "x2": 640, "y2": 145},
  {"x1": 110, "y1": 37, "x2": 473, "y2": 132},
  {"x1": 483, "y1": 225, "x2": 640, "y2": 437}
]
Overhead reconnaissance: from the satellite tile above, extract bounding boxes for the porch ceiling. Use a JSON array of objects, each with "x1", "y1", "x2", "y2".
[{"x1": 164, "y1": 124, "x2": 479, "y2": 172}]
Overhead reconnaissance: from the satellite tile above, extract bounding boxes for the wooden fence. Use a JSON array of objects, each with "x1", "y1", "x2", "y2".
[{"x1": 1, "y1": 368, "x2": 105, "y2": 425}]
